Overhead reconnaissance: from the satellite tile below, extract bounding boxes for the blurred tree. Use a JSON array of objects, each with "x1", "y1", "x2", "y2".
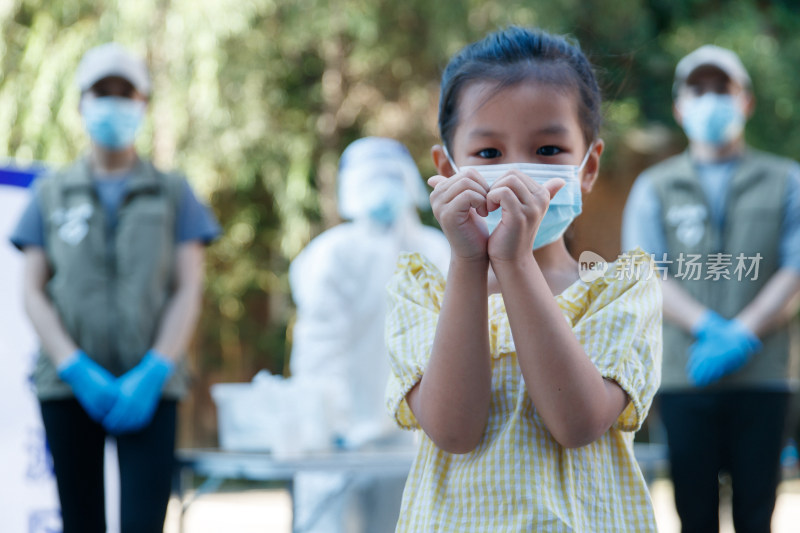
[{"x1": 3, "y1": 0, "x2": 799, "y2": 445}]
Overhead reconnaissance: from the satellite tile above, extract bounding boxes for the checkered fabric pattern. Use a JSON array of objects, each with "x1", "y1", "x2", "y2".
[{"x1": 385, "y1": 250, "x2": 662, "y2": 532}]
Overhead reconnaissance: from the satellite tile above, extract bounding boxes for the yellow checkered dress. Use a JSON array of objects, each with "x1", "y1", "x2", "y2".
[{"x1": 385, "y1": 250, "x2": 662, "y2": 532}]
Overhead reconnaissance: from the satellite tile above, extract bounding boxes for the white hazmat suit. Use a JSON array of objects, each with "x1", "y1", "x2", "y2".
[{"x1": 289, "y1": 138, "x2": 450, "y2": 533}]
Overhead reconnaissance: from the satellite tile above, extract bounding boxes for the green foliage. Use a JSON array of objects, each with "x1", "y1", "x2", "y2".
[{"x1": 4, "y1": 0, "x2": 800, "y2": 442}]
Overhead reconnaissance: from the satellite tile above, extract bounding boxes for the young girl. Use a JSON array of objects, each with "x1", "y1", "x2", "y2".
[{"x1": 385, "y1": 27, "x2": 662, "y2": 531}]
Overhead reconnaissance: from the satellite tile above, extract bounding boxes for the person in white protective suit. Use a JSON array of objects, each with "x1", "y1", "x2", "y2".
[{"x1": 288, "y1": 137, "x2": 450, "y2": 533}]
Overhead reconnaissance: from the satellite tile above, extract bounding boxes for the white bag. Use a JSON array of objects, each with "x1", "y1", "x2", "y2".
[{"x1": 211, "y1": 371, "x2": 339, "y2": 456}]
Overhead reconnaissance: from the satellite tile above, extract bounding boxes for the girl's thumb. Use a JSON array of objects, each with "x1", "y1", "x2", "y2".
[{"x1": 544, "y1": 178, "x2": 566, "y2": 199}]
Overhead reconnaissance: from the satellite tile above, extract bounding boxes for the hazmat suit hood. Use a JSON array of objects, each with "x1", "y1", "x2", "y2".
[{"x1": 337, "y1": 137, "x2": 429, "y2": 221}]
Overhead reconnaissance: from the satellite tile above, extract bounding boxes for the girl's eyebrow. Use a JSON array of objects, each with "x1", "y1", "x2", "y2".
[
  {"x1": 467, "y1": 128, "x2": 504, "y2": 139},
  {"x1": 536, "y1": 124, "x2": 570, "y2": 135},
  {"x1": 467, "y1": 124, "x2": 570, "y2": 139}
]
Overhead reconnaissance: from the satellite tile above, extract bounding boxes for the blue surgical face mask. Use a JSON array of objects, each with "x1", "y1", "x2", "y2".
[
  {"x1": 679, "y1": 93, "x2": 745, "y2": 146},
  {"x1": 447, "y1": 146, "x2": 590, "y2": 249},
  {"x1": 364, "y1": 175, "x2": 409, "y2": 226},
  {"x1": 81, "y1": 96, "x2": 146, "y2": 150}
]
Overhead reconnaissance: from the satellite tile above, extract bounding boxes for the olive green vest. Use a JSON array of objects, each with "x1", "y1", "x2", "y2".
[
  {"x1": 33, "y1": 156, "x2": 189, "y2": 400},
  {"x1": 650, "y1": 148, "x2": 800, "y2": 390}
]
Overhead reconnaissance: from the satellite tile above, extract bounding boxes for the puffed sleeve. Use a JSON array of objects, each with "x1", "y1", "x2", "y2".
[
  {"x1": 562, "y1": 249, "x2": 663, "y2": 432},
  {"x1": 384, "y1": 252, "x2": 446, "y2": 429}
]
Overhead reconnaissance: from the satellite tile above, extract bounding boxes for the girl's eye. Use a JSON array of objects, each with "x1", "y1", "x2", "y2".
[
  {"x1": 477, "y1": 148, "x2": 502, "y2": 159},
  {"x1": 536, "y1": 146, "x2": 562, "y2": 156}
]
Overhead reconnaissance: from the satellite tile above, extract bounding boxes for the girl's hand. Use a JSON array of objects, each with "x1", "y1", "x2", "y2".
[
  {"x1": 486, "y1": 171, "x2": 565, "y2": 263},
  {"x1": 428, "y1": 169, "x2": 491, "y2": 262}
]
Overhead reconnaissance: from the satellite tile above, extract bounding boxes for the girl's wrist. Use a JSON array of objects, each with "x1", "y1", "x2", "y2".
[
  {"x1": 448, "y1": 254, "x2": 490, "y2": 284},
  {"x1": 450, "y1": 252, "x2": 490, "y2": 269},
  {"x1": 489, "y1": 252, "x2": 537, "y2": 276},
  {"x1": 490, "y1": 253, "x2": 539, "y2": 293}
]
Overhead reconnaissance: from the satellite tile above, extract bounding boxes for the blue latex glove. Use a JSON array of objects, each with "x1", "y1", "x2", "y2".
[
  {"x1": 102, "y1": 349, "x2": 175, "y2": 434},
  {"x1": 690, "y1": 310, "x2": 729, "y2": 340},
  {"x1": 687, "y1": 313, "x2": 762, "y2": 387},
  {"x1": 57, "y1": 350, "x2": 119, "y2": 423}
]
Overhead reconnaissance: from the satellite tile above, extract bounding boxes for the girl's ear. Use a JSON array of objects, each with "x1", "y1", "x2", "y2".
[
  {"x1": 580, "y1": 139, "x2": 604, "y2": 194},
  {"x1": 431, "y1": 144, "x2": 457, "y2": 177}
]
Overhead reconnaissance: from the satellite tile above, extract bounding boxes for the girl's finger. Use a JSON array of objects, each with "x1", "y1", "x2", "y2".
[
  {"x1": 542, "y1": 177, "x2": 566, "y2": 199},
  {"x1": 447, "y1": 189, "x2": 490, "y2": 217},
  {"x1": 489, "y1": 173, "x2": 568, "y2": 210},
  {"x1": 486, "y1": 172, "x2": 532, "y2": 211},
  {"x1": 486, "y1": 185, "x2": 521, "y2": 213},
  {"x1": 428, "y1": 168, "x2": 491, "y2": 192},
  {"x1": 432, "y1": 174, "x2": 490, "y2": 209},
  {"x1": 461, "y1": 167, "x2": 491, "y2": 191},
  {"x1": 428, "y1": 175, "x2": 447, "y2": 188}
]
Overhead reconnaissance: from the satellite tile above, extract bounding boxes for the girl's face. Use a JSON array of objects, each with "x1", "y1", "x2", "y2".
[{"x1": 436, "y1": 80, "x2": 602, "y2": 193}]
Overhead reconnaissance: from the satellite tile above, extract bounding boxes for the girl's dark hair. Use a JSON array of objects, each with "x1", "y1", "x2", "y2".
[{"x1": 439, "y1": 26, "x2": 602, "y2": 151}]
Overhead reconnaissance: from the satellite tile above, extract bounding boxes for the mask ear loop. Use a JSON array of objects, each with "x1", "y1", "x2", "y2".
[
  {"x1": 443, "y1": 145, "x2": 460, "y2": 174},
  {"x1": 577, "y1": 141, "x2": 595, "y2": 173}
]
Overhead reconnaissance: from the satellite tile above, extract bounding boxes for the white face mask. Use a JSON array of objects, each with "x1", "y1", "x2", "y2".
[{"x1": 446, "y1": 146, "x2": 591, "y2": 249}]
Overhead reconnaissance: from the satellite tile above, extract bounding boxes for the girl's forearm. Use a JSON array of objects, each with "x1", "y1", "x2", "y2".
[
  {"x1": 407, "y1": 256, "x2": 492, "y2": 454},
  {"x1": 493, "y1": 256, "x2": 627, "y2": 448}
]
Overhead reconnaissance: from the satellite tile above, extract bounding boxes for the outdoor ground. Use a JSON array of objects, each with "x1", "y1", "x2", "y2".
[{"x1": 164, "y1": 478, "x2": 800, "y2": 533}]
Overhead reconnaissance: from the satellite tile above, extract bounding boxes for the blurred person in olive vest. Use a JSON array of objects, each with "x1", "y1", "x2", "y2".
[
  {"x1": 623, "y1": 45, "x2": 800, "y2": 532},
  {"x1": 10, "y1": 43, "x2": 220, "y2": 533}
]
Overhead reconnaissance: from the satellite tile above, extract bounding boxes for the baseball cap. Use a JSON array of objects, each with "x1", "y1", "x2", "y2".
[
  {"x1": 673, "y1": 45, "x2": 751, "y2": 96},
  {"x1": 76, "y1": 43, "x2": 151, "y2": 96}
]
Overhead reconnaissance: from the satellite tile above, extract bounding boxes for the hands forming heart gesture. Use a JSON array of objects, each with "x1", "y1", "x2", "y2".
[{"x1": 428, "y1": 169, "x2": 565, "y2": 265}]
